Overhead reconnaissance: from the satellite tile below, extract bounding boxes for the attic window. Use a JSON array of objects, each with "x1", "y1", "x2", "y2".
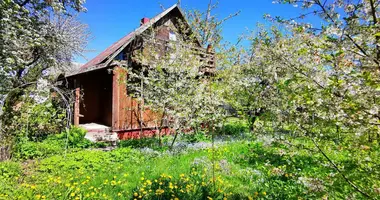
[
  {"x1": 169, "y1": 31, "x2": 177, "y2": 41},
  {"x1": 115, "y1": 52, "x2": 124, "y2": 60}
]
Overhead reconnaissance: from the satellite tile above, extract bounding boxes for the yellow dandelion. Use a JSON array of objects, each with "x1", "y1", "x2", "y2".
[{"x1": 155, "y1": 189, "x2": 165, "y2": 195}]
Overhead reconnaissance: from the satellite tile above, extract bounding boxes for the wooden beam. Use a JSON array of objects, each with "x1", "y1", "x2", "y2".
[
  {"x1": 112, "y1": 67, "x2": 120, "y2": 130},
  {"x1": 74, "y1": 86, "x2": 80, "y2": 126}
]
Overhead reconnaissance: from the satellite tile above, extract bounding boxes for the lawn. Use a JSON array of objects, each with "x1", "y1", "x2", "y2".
[{"x1": 1, "y1": 134, "x2": 378, "y2": 200}]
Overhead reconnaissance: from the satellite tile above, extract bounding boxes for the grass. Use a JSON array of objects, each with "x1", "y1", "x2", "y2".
[{"x1": 0, "y1": 135, "x2": 379, "y2": 199}]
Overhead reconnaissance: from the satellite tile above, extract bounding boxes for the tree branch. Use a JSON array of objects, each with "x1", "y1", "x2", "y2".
[
  {"x1": 17, "y1": 0, "x2": 31, "y2": 7},
  {"x1": 308, "y1": 135, "x2": 372, "y2": 198}
]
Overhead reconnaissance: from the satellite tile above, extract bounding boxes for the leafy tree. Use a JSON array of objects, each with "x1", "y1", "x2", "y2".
[
  {"x1": 123, "y1": 1, "x2": 238, "y2": 147},
  {"x1": 225, "y1": 0, "x2": 379, "y2": 197},
  {"x1": 0, "y1": 0, "x2": 89, "y2": 144},
  {"x1": 127, "y1": 30, "x2": 225, "y2": 147}
]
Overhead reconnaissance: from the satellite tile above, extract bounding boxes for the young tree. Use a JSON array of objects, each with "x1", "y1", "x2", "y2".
[
  {"x1": 127, "y1": 27, "x2": 225, "y2": 147},
  {"x1": 123, "y1": 1, "x2": 238, "y2": 147}
]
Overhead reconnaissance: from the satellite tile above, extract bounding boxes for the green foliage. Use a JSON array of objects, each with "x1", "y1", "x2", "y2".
[
  {"x1": 218, "y1": 118, "x2": 249, "y2": 136},
  {"x1": 0, "y1": 0, "x2": 89, "y2": 156},
  {"x1": 131, "y1": 170, "x2": 229, "y2": 200},
  {"x1": 0, "y1": 139, "x2": 380, "y2": 199},
  {"x1": 12, "y1": 126, "x2": 105, "y2": 160},
  {"x1": 13, "y1": 137, "x2": 63, "y2": 160},
  {"x1": 181, "y1": 131, "x2": 211, "y2": 143},
  {"x1": 52, "y1": 126, "x2": 91, "y2": 148},
  {"x1": 4, "y1": 100, "x2": 66, "y2": 141},
  {"x1": 0, "y1": 161, "x2": 21, "y2": 180},
  {"x1": 0, "y1": 161, "x2": 22, "y2": 198},
  {"x1": 118, "y1": 138, "x2": 159, "y2": 149}
]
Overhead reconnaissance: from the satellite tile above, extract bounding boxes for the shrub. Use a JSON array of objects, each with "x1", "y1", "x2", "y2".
[
  {"x1": 118, "y1": 137, "x2": 159, "y2": 148},
  {"x1": 217, "y1": 118, "x2": 249, "y2": 136},
  {"x1": 51, "y1": 126, "x2": 91, "y2": 148},
  {"x1": 12, "y1": 126, "x2": 99, "y2": 160},
  {"x1": 13, "y1": 137, "x2": 63, "y2": 160},
  {"x1": 181, "y1": 131, "x2": 211, "y2": 143},
  {"x1": 2, "y1": 100, "x2": 66, "y2": 142}
]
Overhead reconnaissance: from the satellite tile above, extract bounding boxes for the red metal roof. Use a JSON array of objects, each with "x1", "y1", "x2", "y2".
[{"x1": 79, "y1": 32, "x2": 134, "y2": 72}]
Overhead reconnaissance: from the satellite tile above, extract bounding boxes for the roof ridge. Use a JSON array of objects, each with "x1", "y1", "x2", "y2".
[{"x1": 69, "y1": 4, "x2": 198, "y2": 77}]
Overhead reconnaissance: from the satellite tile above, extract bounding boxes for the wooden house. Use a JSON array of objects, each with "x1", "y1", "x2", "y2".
[{"x1": 65, "y1": 4, "x2": 215, "y2": 140}]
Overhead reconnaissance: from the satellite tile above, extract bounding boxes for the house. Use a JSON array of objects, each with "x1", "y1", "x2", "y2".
[{"x1": 64, "y1": 4, "x2": 215, "y2": 141}]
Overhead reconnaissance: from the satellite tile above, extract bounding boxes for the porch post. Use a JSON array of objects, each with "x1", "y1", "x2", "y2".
[
  {"x1": 112, "y1": 67, "x2": 120, "y2": 130},
  {"x1": 74, "y1": 84, "x2": 80, "y2": 126}
]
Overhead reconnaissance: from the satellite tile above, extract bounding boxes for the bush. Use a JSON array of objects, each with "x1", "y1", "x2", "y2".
[
  {"x1": 118, "y1": 137, "x2": 159, "y2": 148},
  {"x1": 2, "y1": 99, "x2": 66, "y2": 142},
  {"x1": 218, "y1": 118, "x2": 249, "y2": 136},
  {"x1": 50, "y1": 126, "x2": 92, "y2": 148},
  {"x1": 181, "y1": 131, "x2": 211, "y2": 143},
  {"x1": 13, "y1": 137, "x2": 63, "y2": 160},
  {"x1": 12, "y1": 126, "x2": 102, "y2": 160}
]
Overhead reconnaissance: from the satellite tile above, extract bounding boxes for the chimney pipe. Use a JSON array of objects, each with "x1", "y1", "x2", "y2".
[
  {"x1": 207, "y1": 44, "x2": 213, "y2": 53},
  {"x1": 140, "y1": 17, "x2": 150, "y2": 26}
]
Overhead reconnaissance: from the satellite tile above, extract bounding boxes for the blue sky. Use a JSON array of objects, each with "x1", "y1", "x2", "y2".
[{"x1": 75, "y1": 0, "x2": 316, "y2": 64}]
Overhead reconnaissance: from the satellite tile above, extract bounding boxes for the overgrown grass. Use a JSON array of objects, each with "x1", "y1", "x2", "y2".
[
  {"x1": 1, "y1": 135, "x2": 379, "y2": 199},
  {"x1": 12, "y1": 126, "x2": 107, "y2": 160}
]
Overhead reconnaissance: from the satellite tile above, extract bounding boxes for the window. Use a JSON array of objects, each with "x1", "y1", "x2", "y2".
[{"x1": 169, "y1": 31, "x2": 177, "y2": 41}]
